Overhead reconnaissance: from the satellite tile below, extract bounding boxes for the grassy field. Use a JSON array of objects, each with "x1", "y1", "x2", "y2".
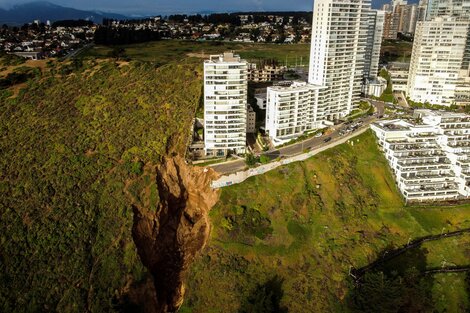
[
  {"x1": 182, "y1": 130, "x2": 470, "y2": 312},
  {"x1": 80, "y1": 40, "x2": 310, "y2": 67}
]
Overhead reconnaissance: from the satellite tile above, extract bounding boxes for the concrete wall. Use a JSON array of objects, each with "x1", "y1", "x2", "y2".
[{"x1": 212, "y1": 126, "x2": 370, "y2": 188}]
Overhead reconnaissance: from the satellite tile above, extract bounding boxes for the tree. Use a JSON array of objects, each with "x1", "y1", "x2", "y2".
[
  {"x1": 245, "y1": 153, "x2": 258, "y2": 166},
  {"x1": 110, "y1": 47, "x2": 126, "y2": 61},
  {"x1": 260, "y1": 155, "x2": 270, "y2": 164}
]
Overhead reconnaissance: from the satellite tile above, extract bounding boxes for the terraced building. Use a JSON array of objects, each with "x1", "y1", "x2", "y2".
[{"x1": 372, "y1": 109, "x2": 470, "y2": 202}]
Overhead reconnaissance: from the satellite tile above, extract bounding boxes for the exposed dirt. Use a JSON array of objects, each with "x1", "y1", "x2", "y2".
[{"x1": 128, "y1": 156, "x2": 219, "y2": 313}]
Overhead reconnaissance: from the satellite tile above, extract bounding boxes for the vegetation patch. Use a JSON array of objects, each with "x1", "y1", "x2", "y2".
[{"x1": 221, "y1": 205, "x2": 273, "y2": 243}]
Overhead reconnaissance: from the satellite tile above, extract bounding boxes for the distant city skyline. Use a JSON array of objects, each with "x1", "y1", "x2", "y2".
[{"x1": 0, "y1": 0, "x2": 416, "y2": 16}]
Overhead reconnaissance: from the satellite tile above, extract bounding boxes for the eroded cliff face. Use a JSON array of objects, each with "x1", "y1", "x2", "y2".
[{"x1": 129, "y1": 156, "x2": 219, "y2": 313}]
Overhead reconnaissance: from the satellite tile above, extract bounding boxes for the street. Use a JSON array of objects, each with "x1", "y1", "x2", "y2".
[{"x1": 211, "y1": 101, "x2": 386, "y2": 174}]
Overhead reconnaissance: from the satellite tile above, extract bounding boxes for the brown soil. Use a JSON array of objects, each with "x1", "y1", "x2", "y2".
[
  {"x1": 128, "y1": 156, "x2": 219, "y2": 313},
  {"x1": 186, "y1": 53, "x2": 211, "y2": 59},
  {"x1": 0, "y1": 59, "x2": 49, "y2": 77}
]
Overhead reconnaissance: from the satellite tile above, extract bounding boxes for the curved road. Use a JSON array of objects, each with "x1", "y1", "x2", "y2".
[{"x1": 211, "y1": 101, "x2": 385, "y2": 174}]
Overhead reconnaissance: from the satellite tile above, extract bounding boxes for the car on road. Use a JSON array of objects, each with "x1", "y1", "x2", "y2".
[{"x1": 323, "y1": 137, "x2": 332, "y2": 143}]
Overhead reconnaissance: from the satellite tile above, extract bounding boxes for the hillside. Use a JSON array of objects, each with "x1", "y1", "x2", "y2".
[
  {"x1": 182, "y1": 130, "x2": 470, "y2": 312},
  {"x1": 0, "y1": 1, "x2": 127, "y2": 25},
  {"x1": 0, "y1": 57, "x2": 209, "y2": 312}
]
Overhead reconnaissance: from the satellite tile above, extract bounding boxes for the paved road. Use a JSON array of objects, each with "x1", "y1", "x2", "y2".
[
  {"x1": 61, "y1": 43, "x2": 94, "y2": 60},
  {"x1": 211, "y1": 100, "x2": 387, "y2": 174},
  {"x1": 211, "y1": 108, "x2": 383, "y2": 174}
]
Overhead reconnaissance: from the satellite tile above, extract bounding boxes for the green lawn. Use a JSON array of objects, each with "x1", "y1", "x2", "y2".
[
  {"x1": 182, "y1": 130, "x2": 470, "y2": 312},
  {"x1": 80, "y1": 40, "x2": 310, "y2": 67}
]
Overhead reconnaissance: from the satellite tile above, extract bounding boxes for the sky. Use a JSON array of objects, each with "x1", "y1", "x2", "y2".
[{"x1": 0, "y1": 0, "x2": 394, "y2": 15}]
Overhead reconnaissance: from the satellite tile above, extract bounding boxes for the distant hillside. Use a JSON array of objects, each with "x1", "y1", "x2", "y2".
[{"x1": 0, "y1": 1, "x2": 128, "y2": 25}]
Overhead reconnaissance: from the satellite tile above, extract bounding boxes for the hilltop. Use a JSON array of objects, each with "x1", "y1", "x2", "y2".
[{"x1": 0, "y1": 1, "x2": 128, "y2": 25}]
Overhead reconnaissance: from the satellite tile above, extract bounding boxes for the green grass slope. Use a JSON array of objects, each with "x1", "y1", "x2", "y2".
[
  {"x1": 183, "y1": 130, "x2": 470, "y2": 312},
  {"x1": 0, "y1": 59, "x2": 202, "y2": 312}
]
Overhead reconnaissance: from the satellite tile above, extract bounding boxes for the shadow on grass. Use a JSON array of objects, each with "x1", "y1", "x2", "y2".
[{"x1": 239, "y1": 275, "x2": 288, "y2": 313}]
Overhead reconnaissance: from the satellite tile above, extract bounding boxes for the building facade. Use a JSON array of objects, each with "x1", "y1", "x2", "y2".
[
  {"x1": 371, "y1": 110, "x2": 470, "y2": 202},
  {"x1": 407, "y1": 17, "x2": 470, "y2": 106},
  {"x1": 365, "y1": 10, "x2": 386, "y2": 79},
  {"x1": 265, "y1": 81, "x2": 323, "y2": 145},
  {"x1": 308, "y1": 0, "x2": 372, "y2": 121},
  {"x1": 248, "y1": 63, "x2": 286, "y2": 82},
  {"x1": 389, "y1": 62, "x2": 410, "y2": 92},
  {"x1": 204, "y1": 52, "x2": 248, "y2": 156}
]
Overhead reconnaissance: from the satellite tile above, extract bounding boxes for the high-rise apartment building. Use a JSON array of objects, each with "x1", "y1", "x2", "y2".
[
  {"x1": 263, "y1": 0, "x2": 383, "y2": 144},
  {"x1": 308, "y1": 0, "x2": 372, "y2": 120},
  {"x1": 383, "y1": 11, "x2": 399, "y2": 39},
  {"x1": 396, "y1": 4, "x2": 419, "y2": 33},
  {"x1": 407, "y1": 17, "x2": 470, "y2": 106},
  {"x1": 426, "y1": 0, "x2": 470, "y2": 20},
  {"x1": 204, "y1": 52, "x2": 248, "y2": 156},
  {"x1": 365, "y1": 10, "x2": 385, "y2": 79}
]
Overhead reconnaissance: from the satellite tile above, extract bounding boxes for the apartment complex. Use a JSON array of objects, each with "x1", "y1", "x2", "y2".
[
  {"x1": 382, "y1": 0, "x2": 425, "y2": 39},
  {"x1": 383, "y1": 11, "x2": 399, "y2": 39},
  {"x1": 308, "y1": 0, "x2": 373, "y2": 121},
  {"x1": 365, "y1": 10, "x2": 386, "y2": 79},
  {"x1": 265, "y1": 0, "x2": 383, "y2": 144},
  {"x1": 248, "y1": 63, "x2": 286, "y2": 82},
  {"x1": 265, "y1": 82, "x2": 323, "y2": 145},
  {"x1": 389, "y1": 62, "x2": 409, "y2": 92},
  {"x1": 372, "y1": 110, "x2": 470, "y2": 202},
  {"x1": 406, "y1": 0, "x2": 470, "y2": 106},
  {"x1": 407, "y1": 17, "x2": 470, "y2": 106},
  {"x1": 204, "y1": 52, "x2": 248, "y2": 156},
  {"x1": 426, "y1": 0, "x2": 470, "y2": 20}
]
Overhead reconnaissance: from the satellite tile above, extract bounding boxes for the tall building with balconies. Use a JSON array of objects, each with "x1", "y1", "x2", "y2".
[
  {"x1": 204, "y1": 52, "x2": 248, "y2": 156},
  {"x1": 407, "y1": 17, "x2": 470, "y2": 106},
  {"x1": 365, "y1": 9, "x2": 386, "y2": 79},
  {"x1": 308, "y1": 0, "x2": 372, "y2": 121},
  {"x1": 426, "y1": 0, "x2": 470, "y2": 20}
]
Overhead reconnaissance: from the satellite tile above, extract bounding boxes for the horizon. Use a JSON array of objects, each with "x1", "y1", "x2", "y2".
[{"x1": 0, "y1": 0, "x2": 401, "y2": 16}]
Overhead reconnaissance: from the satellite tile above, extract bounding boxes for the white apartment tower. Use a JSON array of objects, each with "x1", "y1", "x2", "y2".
[
  {"x1": 265, "y1": 82, "x2": 323, "y2": 145},
  {"x1": 365, "y1": 10, "x2": 386, "y2": 79},
  {"x1": 407, "y1": 17, "x2": 470, "y2": 106},
  {"x1": 265, "y1": 0, "x2": 383, "y2": 144},
  {"x1": 204, "y1": 52, "x2": 248, "y2": 156},
  {"x1": 308, "y1": 0, "x2": 372, "y2": 120},
  {"x1": 426, "y1": 0, "x2": 470, "y2": 20}
]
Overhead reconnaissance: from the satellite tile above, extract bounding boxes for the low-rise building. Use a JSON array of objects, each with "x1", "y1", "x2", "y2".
[
  {"x1": 371, "y1": 110, "x2": 470, "y2": 202},
  {"x1": 364, "y1": 77, "x2": 388, "y2": 98},
  {"x1": 248, "y1": 63, "x2": 286, "y2": 82},
  {"x1": 247, "y1": 105, "x2": 257, "y2": 133},
  {"x1": 388, "y1": 62, "x2": 409, "y2": 92}
]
